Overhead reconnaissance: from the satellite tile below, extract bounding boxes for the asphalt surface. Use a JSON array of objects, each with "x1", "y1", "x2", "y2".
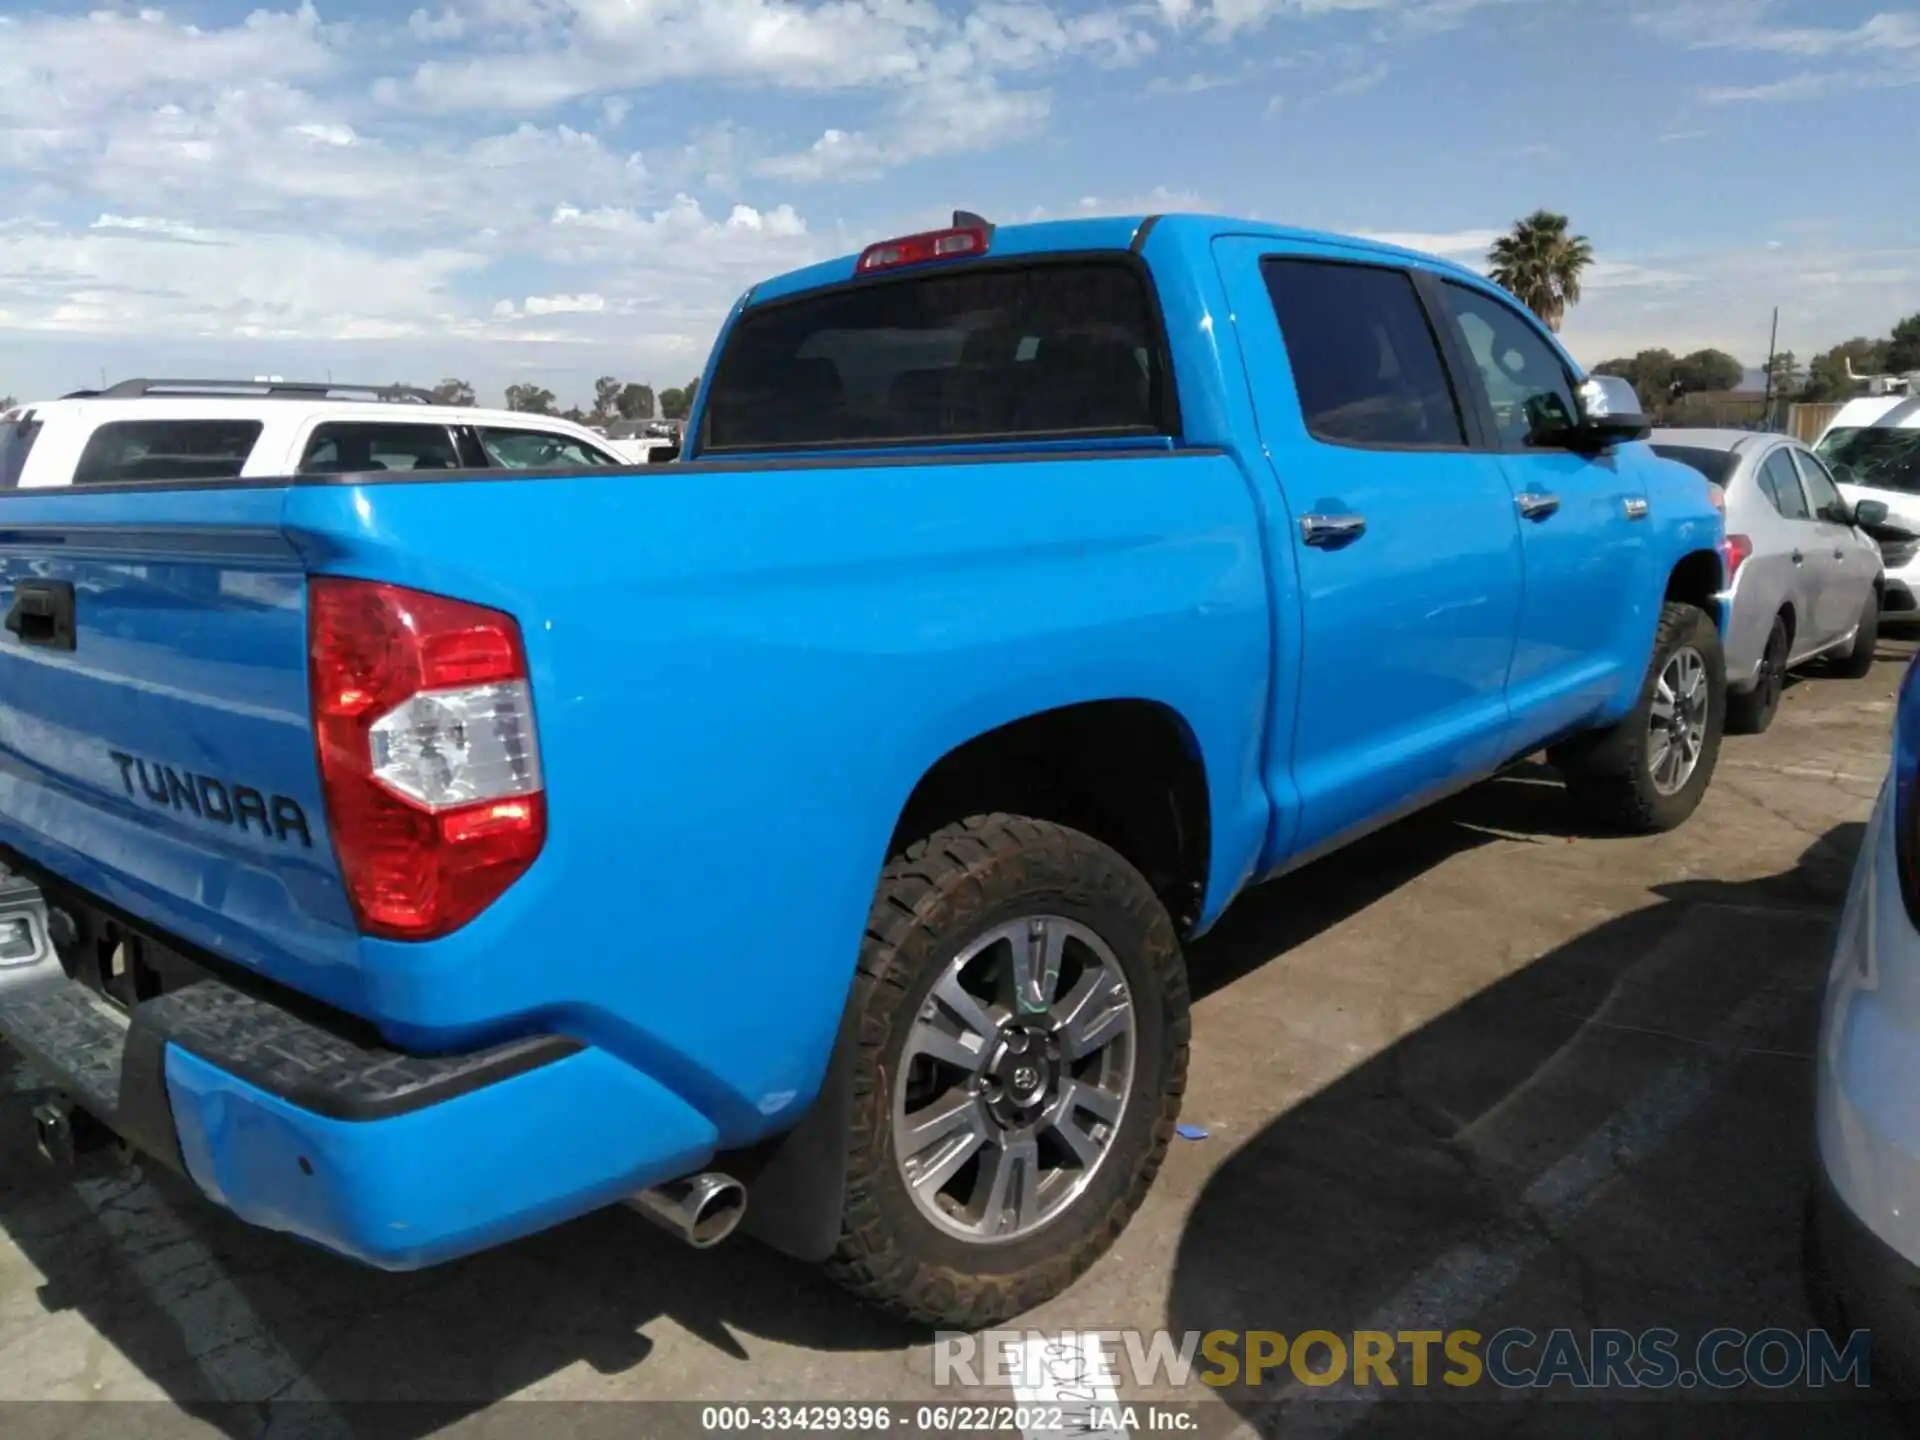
[{"x1": 0, "y1": 639, "x2": 1914, "y2": 1438}]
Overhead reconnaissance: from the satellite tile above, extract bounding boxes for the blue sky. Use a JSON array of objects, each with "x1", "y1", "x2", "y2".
[{"x1": 2, "y1": 0, "x2": 1915, "y2": 409}]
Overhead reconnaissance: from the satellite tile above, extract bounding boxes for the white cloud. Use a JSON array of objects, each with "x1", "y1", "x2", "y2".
[
  {"x1": 1637, "y1": 2, "x2": 1920, "y2": 57},
  {"x1": 755, "y1": 80, "x2": 1050, "y2": 182},
  {"x1": 0, "y1": 218, "x2": 483, "y2": 342},
  {"x1": 1561, "y1": 240, "x2": 1920, "y2": 369},
  {"x1": 1357, "y1": 227, "x2": 1502, "y2": 260},
  {"x1": 1703, "y1": 66, "x2": 1919, "y2": 105},
  {"x1": 521, "y1": 293, "x2": 607, "y2": 315}
]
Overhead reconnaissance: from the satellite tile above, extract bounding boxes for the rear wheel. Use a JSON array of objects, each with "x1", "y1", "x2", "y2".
[
  {"x1": 1830, "y1": 588, "x2": 1880, "y2": 679},
  {"x1": 1556, "y1": 601, "x2": 1725, "y2": 834},
  {"x1": 825, "y1": 814, "x2": 1188, "y2": 1326},
  {"x1": 1727, "y1": 613, "x2": 1789, "y2": 736}
]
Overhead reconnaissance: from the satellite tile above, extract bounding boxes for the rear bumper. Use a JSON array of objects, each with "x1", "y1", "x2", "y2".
[{"x1": 0, "y1": 878, "x2": 719, "y2": 1269}]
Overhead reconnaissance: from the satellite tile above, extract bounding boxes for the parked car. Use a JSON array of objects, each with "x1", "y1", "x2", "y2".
[
  {"x1": 0, "y1": 378, "x2": 632, "y2": 488},
  {"x1": 1815, "y1": 396, "x2": 1920, "y2": 617},
  {"x1": 1811, "y1": 648, "x2": 1920, "y2": 1393},
  {"x1": 0, "y1": 214, "x2": 1725, "y2": 1326},
  {"x1": 1651, "y1": 429, "x2": 1886, "y2": 734}
]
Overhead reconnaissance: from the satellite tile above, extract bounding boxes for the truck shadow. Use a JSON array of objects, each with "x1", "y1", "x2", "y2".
[
  {"x1": 1189, "y1": 765, "x2": 1584, "y2": 1003},
  {"x1": 1165, "y1": 820, "x2": 1900, "y2": 1436}
]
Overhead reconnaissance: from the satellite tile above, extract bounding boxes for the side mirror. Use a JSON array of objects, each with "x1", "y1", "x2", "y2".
[
  {"x1": 649, "y1": 442, "x2": 682, "y2": 464},
  {"x1": 1855, "y1": 499, "x2": 1889, "y2": 528},
  {"x1": 1573, "y1": 375, "x2": 1653, "y2": 448}
]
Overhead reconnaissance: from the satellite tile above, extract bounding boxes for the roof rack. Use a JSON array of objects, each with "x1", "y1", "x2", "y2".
[{"x1": 96, "y1": 379, "x2": 437, "y2": 404}]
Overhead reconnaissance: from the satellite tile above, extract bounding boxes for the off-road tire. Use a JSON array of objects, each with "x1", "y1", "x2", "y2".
[
  {"x1": 823, "y1": 814, "x2": 1189, "y2": 1327},
  {"x1": 1554, "y1": 601, "x2": 1725, "y2": 834},
  {"x1": 1830, "y1": 588, "x2": 1880, "y2": 680}
]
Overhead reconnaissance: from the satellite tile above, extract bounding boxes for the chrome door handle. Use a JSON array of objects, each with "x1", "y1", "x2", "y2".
[
  {"x1": 1516, "y1": 491, "x2": 1559, "y2": 520},
  {"x1": 1623, "y1": 497, "x2": 1649, "y2": 520},
  {"x1": 1300, "y1": 512, "x2": 1367, "y2": 547}
]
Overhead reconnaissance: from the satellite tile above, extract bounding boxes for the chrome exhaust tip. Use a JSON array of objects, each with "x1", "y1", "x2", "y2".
[{"x1": 627, "y1": 1171, "x2": 747, "y2": 1249}]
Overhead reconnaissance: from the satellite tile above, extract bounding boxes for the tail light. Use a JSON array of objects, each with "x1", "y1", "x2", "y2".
[
  {"x1": 856, "y1": 226, "x2": 990, "y2": 274},
  {"x1": 1894, "y1": 654, "x2": 1920, "y2": 926},
  {"x1": 309, "y1": 579, "x2": 545, "y2": 940},
  {"x1": 1721, "y1": 533, "x2": 1753, "y2": 584}
]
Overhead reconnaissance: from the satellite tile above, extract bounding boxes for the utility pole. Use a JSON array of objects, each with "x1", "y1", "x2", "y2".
[{"x1": 1760, "y1": 306, "x2": 1780, "y2": 429}]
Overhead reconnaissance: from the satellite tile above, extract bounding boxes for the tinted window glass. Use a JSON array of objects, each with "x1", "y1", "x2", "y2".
[
  {"x1": 702, "y1": 261, "x2": 1170, "y2": 452},
  {"x1": 1261, "y1": 260, "x2": 1463, "y2": 448},
  {"x1": 72, "y1": 420, "x2": 263, "y2": 485},
  {"x1": 476, "y1": 428, "x2": 619, "y2": 469},
  {"x1": 300, "y1": 423, "x2": 460, "y2": 474},
  {"x1": 1651, "y1": 445, "x2": 1735, "y2": 487},
  {"x1": 1794, "y1": 449, "x2": 1848, "y2": 522},
  {"x1": 1760, "y1": 449, "x2": 1811, "y2": 520},
  {"x1": 1439, "y1": 283, "x2": 1580, "y2": 448},
  {"x1": 0, "y1": 416, "x2": 41, "y2": 488}
]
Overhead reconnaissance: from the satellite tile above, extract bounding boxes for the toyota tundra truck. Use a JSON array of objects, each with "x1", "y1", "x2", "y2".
[{"x1": 0, "y1": 213, "x2": 1726, "y2": 1326}]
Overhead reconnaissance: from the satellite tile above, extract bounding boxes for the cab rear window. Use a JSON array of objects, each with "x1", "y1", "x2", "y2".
[{"x1": 700, "y1": 259, "x2": 1175, "y2": 453}]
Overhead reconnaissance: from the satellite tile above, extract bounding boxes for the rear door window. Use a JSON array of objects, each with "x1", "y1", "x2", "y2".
[
  {"x1": 0, "y1": 414, "x2": 41, "y2": 488},
  {"x1": 300, "y1": 422, "x2": 461, "y2": 474},
  {"x1": 72, "y1": 420, "x2": 264, "y2": 485},
  {"x1": 1760, "y1": 449, "x2": 1812, "y2": 520},
  {"x1": 1261, "y1": 260, "x2": 1464, "y2": 448},
  {"x1": 475, "y1": 428, "x2": 620, "y2": 469},
  {"x1": 701, "y1": 260, "x2": 1173, "y2": 452}
]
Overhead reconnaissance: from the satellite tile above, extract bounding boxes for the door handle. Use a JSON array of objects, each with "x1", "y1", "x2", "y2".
[
  {"x1": 1516, "y1": 491, "x2": 1559, "y2": 520},
  {"x1": 1791, "y1": 550, "x2": 1804, "y2": 564},
  {"x1": 1623, "y1": 497, "x2": 1649, "y2": 520},
  {"x1": 1299, "y1": 512, "x2": 1367, "y2": 547},
  {"x1": 1835, "y1": 549, "x2": 1846, "y2": 560},
  {"x1": 3, "y1": 581, "x2": 76, "y2": 650}
]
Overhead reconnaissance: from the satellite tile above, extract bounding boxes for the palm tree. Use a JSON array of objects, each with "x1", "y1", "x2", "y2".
[{"x1": 1487, "y1": 211, "x2": 1594, "y2": 333}]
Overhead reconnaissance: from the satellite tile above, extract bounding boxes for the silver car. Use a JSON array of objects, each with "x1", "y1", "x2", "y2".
[{"x1": 1652, "y1": 429, "x2": 1885, "y2": 734}]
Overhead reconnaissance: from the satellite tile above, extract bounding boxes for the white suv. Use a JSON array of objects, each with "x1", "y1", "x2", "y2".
[
  {"x1": 0, "y1": 378, "x2": 642, "y2": 489},
  {"x1": 1817, "y1": 395, "x2": 1920, "y2": 620}
]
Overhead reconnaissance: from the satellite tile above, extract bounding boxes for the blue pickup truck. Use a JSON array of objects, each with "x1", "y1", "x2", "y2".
[{"x1": 0, "y1": 214, "x2": 1724, "y2": 1326}]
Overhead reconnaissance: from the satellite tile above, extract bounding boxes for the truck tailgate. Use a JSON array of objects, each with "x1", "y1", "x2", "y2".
[{"x1": 0, "y1": 486, "x2": 358, "y2": 1004}]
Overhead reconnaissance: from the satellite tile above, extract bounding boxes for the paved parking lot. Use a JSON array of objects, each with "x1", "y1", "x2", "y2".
[{"x1": 2, "y1": 642, "x2": 1916, "y2": 1437}]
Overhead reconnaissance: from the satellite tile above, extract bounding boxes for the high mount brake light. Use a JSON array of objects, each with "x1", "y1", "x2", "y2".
[
  {"x1": 855, "y1": 226, "x2": 991, "y2": 274},
  {"x1": 309, "y1": 579, "x2": 545, "y2": 940}
]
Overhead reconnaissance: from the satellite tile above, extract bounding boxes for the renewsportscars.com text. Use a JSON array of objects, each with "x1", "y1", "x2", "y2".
[{"x1": 934, "y1": 1327, "x2": 1874, "y2": 1392}]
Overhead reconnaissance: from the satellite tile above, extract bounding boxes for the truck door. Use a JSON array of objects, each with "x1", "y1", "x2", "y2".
[
  {"x1": 1212, "y1": 238, "x2": 1526, "y2": 863},
  {"x1": 1424, "y1": 280, "x2": 1653, "y2": 749}
]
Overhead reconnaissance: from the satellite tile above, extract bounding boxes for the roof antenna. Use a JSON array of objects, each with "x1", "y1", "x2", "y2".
[{"x1": 953, "y1": 209, "x2": 995, "y2": 239}]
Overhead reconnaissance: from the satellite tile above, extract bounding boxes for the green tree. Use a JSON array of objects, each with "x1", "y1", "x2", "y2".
[
  {"x1": 504, "y1": 383, "x2": 559, "y2": 415},
  {"x1": 1487, "y1": 211, "x2": 1594, "y2": 333},
  {"x1": 1593, "y1": 349, "x2": 1678, "y2": 410},
  {"x1": 1673, "y1": 348, "x2": 1744, "y2": 396},
  {"x1": 614, "y1": 382, "x2": 655, "y2": 420},
  {"x1": 429, "y1": 378, "x2": 475, "y2": 406},
  {"x1": 592, "y1": 375, "x2": 622, "y2": 421},
  {"x1": 659, "y1": 379, "x2": 702, "y2": 420},
  {"x1": 1802, "y1": 338, "x2": 1890, "y2": 402},
  {"x1": 1888, "y1": 312, "x2": 1920, "y2": 374},
  {"x1": 1762, "y1": 350, "x2": 1802, "y2": 396}
]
